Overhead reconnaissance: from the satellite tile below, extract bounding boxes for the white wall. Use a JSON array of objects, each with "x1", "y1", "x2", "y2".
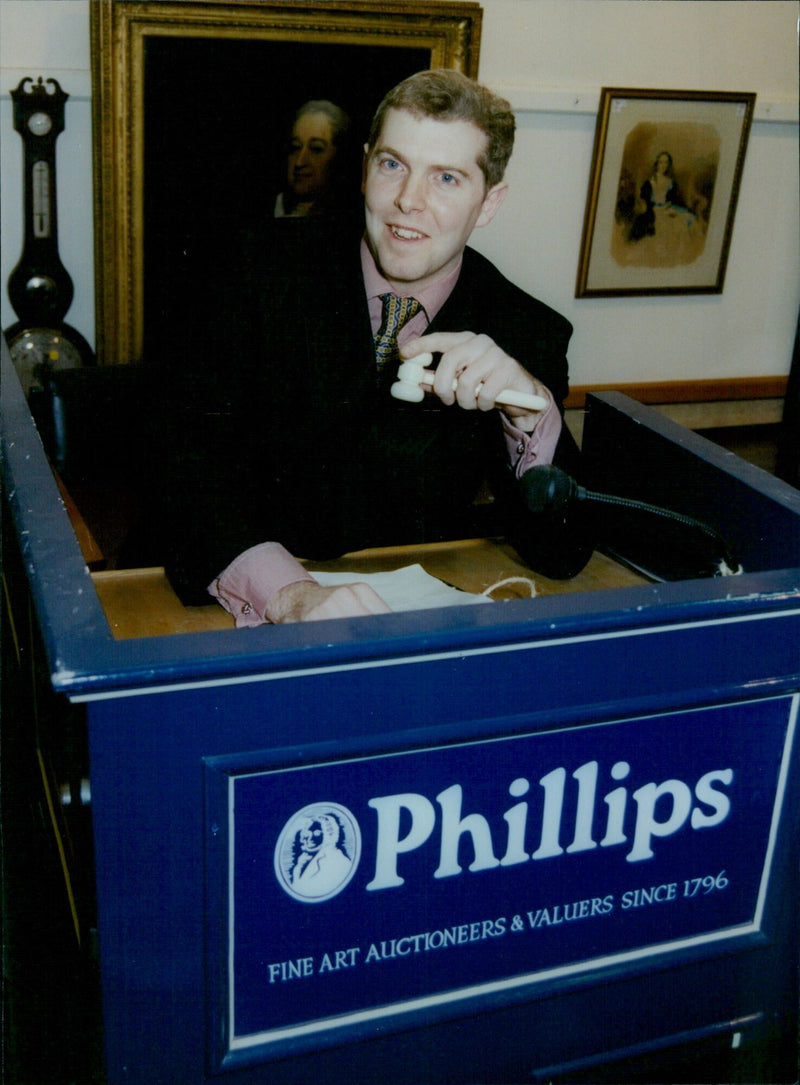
[
  {"x1": 473, "y1": 0, "x2": 800, "y2": 388},
  {"x1": 1, "y1": 0, "x2": 798, "y2": 389}
]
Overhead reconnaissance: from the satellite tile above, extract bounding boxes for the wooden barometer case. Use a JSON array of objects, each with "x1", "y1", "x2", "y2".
[{"x1": 5, "y1": 76, "x2": 94, "y2": 395}]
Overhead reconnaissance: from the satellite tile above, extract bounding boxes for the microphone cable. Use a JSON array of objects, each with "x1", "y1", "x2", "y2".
[{"x1": 520, "y1": 465, "x2": 743, "y2": 578}]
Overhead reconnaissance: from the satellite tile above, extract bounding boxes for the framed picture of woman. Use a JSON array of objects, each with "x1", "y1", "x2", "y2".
[{"x1": 575, "y1": 88, "x2": 756, "y2": 297}]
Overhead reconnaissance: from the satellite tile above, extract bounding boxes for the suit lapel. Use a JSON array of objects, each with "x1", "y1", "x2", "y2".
[{"x1": 301, "y1": 236, "x2": 375, "y2": 415}]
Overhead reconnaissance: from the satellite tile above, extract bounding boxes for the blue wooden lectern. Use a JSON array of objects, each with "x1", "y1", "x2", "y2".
[{"x1": 3, "y1": 339, "x2": 799, "y2": 1084}]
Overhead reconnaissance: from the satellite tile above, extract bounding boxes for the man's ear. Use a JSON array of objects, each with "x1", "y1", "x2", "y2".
[{"x1": 476, "y1": 182, "x2": 509, "y2": 228}]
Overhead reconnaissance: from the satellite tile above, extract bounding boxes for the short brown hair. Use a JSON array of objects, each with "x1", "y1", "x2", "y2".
[{"x1": 367, "y1": 69, "x2": 515, "y2": 189}]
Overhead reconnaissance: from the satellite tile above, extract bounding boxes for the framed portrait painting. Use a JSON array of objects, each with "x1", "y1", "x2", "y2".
[
  {"x1": 576, "y1": 88, "x2": 756, "y2": 298},
  {"x1": 90, "y1": 0, "x2": 483, "y2": 365}
]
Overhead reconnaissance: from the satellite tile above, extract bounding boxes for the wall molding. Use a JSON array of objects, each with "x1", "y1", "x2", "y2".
[
  {"x1": 564, "y1": 377, "x2": 790, "y2": 444},
  {"x1": 564, "y1": 376, "x2": 788, "y2": 443},
  {"x1": 492, "y1": 84, "x2": 798, "y2": 124},
  {"x1": 566, "y1": 375, "x2": 788, "y2": 410},
  {"x1": 1, "y1": 70, "x2": 796, "y2": 124}
]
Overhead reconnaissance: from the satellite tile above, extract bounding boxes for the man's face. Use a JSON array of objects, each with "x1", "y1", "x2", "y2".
[
  {"x1": 287, "y1": 112, "x2": 337, "y2": 201},
  {"x1": 299, "y1": 820, "x2": 324, "y2": 853},
  {"x1": 362, "y1": 108, "x2": 507, "y2": 293}
]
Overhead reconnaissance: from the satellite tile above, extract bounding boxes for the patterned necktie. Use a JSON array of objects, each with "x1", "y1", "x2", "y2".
[{"x1": 374, "y1": 293, "x2": 421, "y2": 370}]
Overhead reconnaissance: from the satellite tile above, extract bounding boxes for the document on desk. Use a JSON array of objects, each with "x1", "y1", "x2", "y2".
[{"x1": 312, "y1": 564, "x2": 492, "y2": 612}]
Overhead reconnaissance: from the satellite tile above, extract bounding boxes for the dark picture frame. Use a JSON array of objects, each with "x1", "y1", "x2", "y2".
[
  {"x1": 90, "y1": 1, "x2": 483, "y2": 364},
  {"x1": 575, "y1": 88, "x2": 756, "y2": 298}
]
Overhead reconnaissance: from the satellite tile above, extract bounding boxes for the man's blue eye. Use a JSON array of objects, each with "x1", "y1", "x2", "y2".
[{"x1": 441, "y1": 173, "x2": 457, "y2": 184}]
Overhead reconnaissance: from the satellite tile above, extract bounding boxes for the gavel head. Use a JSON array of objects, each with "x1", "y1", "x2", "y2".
[
  {"x1": 390, "y1": 379, "x2": 426, "y2": 402},
  {"x1": 390, "y1": 354, "x2": 434, "y2": 403}
]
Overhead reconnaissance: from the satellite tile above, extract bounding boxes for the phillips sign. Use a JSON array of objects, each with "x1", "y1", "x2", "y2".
[{"x1": 209, "y1": 695, "x2": 797, "y2": 1059}]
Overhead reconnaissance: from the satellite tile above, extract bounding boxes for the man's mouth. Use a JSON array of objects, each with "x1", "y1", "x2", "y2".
[{"x1": 389, "y1": 225, "x2": 427, "y2": 241}]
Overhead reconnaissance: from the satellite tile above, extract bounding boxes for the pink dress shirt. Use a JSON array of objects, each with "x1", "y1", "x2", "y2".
[{"x1": 209, "y1": 243, "x2": 562, "y2": 626}]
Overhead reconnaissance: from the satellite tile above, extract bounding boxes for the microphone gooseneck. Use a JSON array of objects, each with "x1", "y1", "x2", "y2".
[{"x1": 519, "y1": 465, "x2": 743, "y2": 577}]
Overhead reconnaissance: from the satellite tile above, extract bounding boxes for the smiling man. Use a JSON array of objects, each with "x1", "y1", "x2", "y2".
[
  {"x1": 145, "y1": 70, "x2": 594, "y2": 623},
  {"x1": 364, "y1": 107, "x2": 504, "y2": 291},
  {"x1": 361, "y1": 80, "x2": 552, "y2": 432}
]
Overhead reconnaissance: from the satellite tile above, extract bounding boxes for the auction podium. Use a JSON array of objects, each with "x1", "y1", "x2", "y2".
[{"x1": 3, "y1": 340, "x2": 800, "y2": 1084}]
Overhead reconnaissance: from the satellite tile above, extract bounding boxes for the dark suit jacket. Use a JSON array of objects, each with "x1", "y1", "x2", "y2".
[{"x1": 141, "y1": 219, "x2": 593, "y2": 604}]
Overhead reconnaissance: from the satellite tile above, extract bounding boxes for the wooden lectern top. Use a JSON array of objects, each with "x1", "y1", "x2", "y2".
[{"x1": 91, "y1": 539, "x2": 648, "y2": 640}]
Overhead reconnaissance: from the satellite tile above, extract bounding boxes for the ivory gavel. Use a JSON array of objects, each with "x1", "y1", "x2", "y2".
[{"x1": 390, "y1": 354, "x2": 549, "y2": 412}]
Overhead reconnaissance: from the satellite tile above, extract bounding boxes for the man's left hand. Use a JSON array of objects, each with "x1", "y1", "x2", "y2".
[{"x1": 400, "y1": 331, "x2": 552, "y2": 432}]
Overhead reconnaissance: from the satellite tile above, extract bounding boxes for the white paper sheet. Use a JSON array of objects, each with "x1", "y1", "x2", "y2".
[{"x1": 311, "y1": 564, "x2": 492, "y2": 612}]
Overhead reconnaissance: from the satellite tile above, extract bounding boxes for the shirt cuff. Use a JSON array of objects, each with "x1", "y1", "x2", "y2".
[
  {"x1": 208, "y1": 542, "x2": 315, "y2": 627},
  {"x1": 502, "y1": 399, "x2": 562, "y2": 478}
]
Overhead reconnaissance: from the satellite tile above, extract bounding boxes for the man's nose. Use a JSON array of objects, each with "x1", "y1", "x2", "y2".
[
  {"x1": 395, "y1": 174, "x2": 426, "y2": 213},
  {"x1": 295, "y1": 145, "x2": 311, "y2": 167}
]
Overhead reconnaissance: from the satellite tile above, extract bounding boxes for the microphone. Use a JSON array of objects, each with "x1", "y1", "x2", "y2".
[{"x1": 519, "y1": 464, "x2": 743, "y2": 578}]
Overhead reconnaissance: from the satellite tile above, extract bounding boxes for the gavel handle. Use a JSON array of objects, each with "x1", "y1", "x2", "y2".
[
  {"x1": 489, "y1": 386, "x2": 549, "y2": 412},
  {"x1": 403, "y1": 365, "x2": 548, "y2": 412}
]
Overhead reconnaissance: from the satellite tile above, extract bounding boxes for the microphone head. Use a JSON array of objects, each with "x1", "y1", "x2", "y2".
[{"x1": 519, "y1": 465, "x2": 579, "y2": 514}]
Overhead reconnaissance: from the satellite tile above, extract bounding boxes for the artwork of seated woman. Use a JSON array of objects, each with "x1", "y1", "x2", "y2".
[{"x1": 628, "y1": 151, "x2": 704, "y2": 265}]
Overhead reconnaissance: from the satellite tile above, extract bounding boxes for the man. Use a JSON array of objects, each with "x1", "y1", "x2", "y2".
[
  {"x1": 274, "y1": 99, "x2": 353, "y2": 218},
  {"x1": 147, "y1": 70, "x2": 593, "y2": 623}
]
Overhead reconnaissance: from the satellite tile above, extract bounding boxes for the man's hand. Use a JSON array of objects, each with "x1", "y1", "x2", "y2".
[
  {"x1": 400, "y1": 331, "x2": 552, "y2": 432},
  {"x1": 265, "y1": 579, "x2": 392, "y2": 623}
]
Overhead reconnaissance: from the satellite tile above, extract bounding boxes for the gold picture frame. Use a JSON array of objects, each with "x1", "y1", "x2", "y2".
[
  {"x1": 576, "y1": 88, "x2": 755, "y2": 298},
  {"x1": 90, "y1": 0, "x2": 483, "y2": 365}
]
